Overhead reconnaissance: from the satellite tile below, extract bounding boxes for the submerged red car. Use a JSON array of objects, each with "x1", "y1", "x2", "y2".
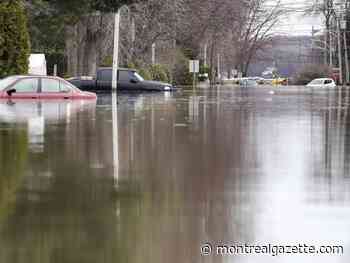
[{"x1": 0, "y1": 75, "x2": 97, "y2": 99}]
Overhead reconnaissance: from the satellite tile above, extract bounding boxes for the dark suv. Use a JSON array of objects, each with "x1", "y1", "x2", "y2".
[{"x1": 67, "y1": 68, "x2": 176, "y2": 92}]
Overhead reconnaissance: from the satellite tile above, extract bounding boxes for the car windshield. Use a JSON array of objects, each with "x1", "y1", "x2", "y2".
[
  {"x1": 133, "y1": 72, "x2": 144, "y2": 82},
  {"x1": 0, "y1": 76, "x2": 19, "y2": 90},
  {"x1": 309, "y1": 79, "x2": 324, "y2": 85}
]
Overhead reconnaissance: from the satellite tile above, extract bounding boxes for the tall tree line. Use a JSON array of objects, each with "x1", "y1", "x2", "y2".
[
  {"x1": 0, "y1": 0, "x2": 30, "y2": 78},
  {"x1": 2, "y1": 0, "x2": 285, "y2": 80}
]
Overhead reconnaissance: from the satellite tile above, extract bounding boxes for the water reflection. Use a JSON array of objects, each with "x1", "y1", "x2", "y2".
[{"x1": 0, "y1": 87, "x2": 350, "y2": 263}]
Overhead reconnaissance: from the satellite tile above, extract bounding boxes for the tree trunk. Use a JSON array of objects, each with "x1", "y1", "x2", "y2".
[
  {"x1": 84, "y1": 33, "x2": 98, "y2": 76},
  {"x1": 209, "y1": 38, "x2": 216, "y2": 86},
  {"x1": 65, "y1": 13, "x2": 114, "y2": 77},
  {"x1": 65, "y1": 25, "x2": 78, "y2": 77}
]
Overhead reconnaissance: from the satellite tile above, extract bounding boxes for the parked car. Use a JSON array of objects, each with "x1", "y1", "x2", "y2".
[
  {"x1": 67, "y1": 68, "x2": 176, "y2": 92},
  {"x1": 0, "y1": 75, "x2": 97, "y2": 99},
  {"x1": 239, "y1": 78, "x2": 258, "y2": 87},
  {"x1": 306, "y1": 78, "x2": 336, "y2": 88},
  {"x1": 272, "y1": 78, "x2": 288, "y2": 85},
  {"x1": 249, "y1": 77, "x2": 265, "y2": 84}
]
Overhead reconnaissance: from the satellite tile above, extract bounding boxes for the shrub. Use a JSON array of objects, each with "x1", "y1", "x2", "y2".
[
  {"x1": 126, "y1": 62, "x2": 137, "y2": 69},
  {"x1": 172, "y1": 49, "x2": 193, "y2": 86},
  {"x1": 138, "y1": 67, "x2": 152, "y2": 80},
  {"x1": 149, "y1": 64, "x2": 170, "y2": 83},
  {"x1": 101, "y1": 56, "x2": 113, "y2": 67},
  {"x1": 294, "y1": 64, "x2": 332, "y2": 85},
  {"x1": 198, "y1": 64, "x2": 210, "y2": 81},
  {"x1": 0, "y1": 0, "x2": 30, "y2": 78}
]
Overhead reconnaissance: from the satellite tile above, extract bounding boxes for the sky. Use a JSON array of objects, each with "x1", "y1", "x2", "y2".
[{"x1": 272, "y1": 0, "x2": 323, "y2": 36}]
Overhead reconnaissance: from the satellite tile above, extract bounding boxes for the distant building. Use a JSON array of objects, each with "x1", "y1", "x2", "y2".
[{"x1": 28, "y1": 54, "x2": 47, "y2": 76}]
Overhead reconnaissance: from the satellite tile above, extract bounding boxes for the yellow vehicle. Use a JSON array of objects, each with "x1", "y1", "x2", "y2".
[{"x1": 272, "y1": 78, "x2": 288, "y2": 85}]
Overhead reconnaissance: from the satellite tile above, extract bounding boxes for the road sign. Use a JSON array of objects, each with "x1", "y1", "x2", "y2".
[
  {"x1": 341, "y1": 20, "x2": 347, "y2": 30},
  {"x1": 189, "y1": 60, "x2": 199, "y2": 73}
]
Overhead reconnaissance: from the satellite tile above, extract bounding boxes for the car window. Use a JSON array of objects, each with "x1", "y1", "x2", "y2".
[
  {"x1": 309, "y1": 79, "x2": 323, "y2": 85},
  {"x1": 325, "y1": 79, "x2": 332, "y2": 84},
  {"x1": 60, "y1": 81, "x2": 72, "y2": 93},
  {"x1": 42, "y1": 78, "x2": 60, "y2": 92},
  {"x1": 134, "y1": 72, "x2": 144, "y2": 81},
  {"x1": 12, "y1": 78, "x2": 38, "y2": 92},
  {"x1": 118, "y1": 71, "x2": 130, "y2": 82}
]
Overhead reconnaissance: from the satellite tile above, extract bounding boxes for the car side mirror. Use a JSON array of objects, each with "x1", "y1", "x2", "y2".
[
  {"x1": 7, "y1": 88, "x2": 16, "y2": 96},
  {"x1": 130, "y1": 78, "x2": 138, "y2": 84}
]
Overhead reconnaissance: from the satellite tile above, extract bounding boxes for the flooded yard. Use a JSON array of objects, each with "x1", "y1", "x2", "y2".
[{"x1": 0, "y1": 86, "x2": 349, "y2": 263}]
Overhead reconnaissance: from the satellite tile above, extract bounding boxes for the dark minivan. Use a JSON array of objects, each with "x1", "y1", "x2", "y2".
[{"x1": 67, "y1": 68, "x2": 176, "y2": 92}]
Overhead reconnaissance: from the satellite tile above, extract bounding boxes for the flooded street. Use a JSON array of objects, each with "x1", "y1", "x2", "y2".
[{"x1": 0, "y1": 86, "x2": 350, "y2": 263}]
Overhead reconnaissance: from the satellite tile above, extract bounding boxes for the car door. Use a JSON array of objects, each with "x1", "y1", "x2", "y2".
[
  {"x1": 7, "y1": 78, "x2": 39, "y2": 99},
  {"x1": 118, "y1": 70, "x2": 135, "y2": 90},
  {"x1": 59, "y1": 80, "x2": 74, "y2": 98},
  {"x1": 40, "y1": 78, "x2": 72, "y2": 99}
]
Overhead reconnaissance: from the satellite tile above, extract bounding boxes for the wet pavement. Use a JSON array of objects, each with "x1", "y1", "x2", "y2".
[{"x1": 0, "y1": 86, "x2": 350, "y2": 263}]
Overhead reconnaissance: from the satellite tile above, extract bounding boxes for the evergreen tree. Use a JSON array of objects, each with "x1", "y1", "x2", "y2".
[{"x1": 0, "y1": 0, "x2": 30, "y2": 78}]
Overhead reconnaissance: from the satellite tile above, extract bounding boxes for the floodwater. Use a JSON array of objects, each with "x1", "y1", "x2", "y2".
[{"x1": 0, "y1": 86, "x2": 350, "y2": 263}]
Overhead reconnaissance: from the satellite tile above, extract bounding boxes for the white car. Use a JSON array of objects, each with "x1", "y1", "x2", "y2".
[
  {"x1": 239, "y1": 78, "x2": 258, "y2": 87},
  {"x1": 306, "y1": 78, "x2": 336, "y2": 88}
]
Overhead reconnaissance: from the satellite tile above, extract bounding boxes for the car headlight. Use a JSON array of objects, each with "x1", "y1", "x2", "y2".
[{"x1": 164, "y1": 86, "x2": 171, "y2": 91}]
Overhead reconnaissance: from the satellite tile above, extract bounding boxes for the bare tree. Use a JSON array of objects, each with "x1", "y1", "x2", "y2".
[
  {"x1": 64, "y1": 0, "x2": 285, "y2": 80},
  {"x1": 231, "y1": 0, "x2": 285, "y2": 76},
  {"x1": 306, "y1": 0, "x2": 336, "y2": 66},
  {"x1": 178, "y1": 0, "x2": 284, "y2": 79},
  {"x1": 118, "y1": 0, "x2": 186, "y2": 66},
  {"x1": 177, "y1": 0, "x2": 243, "y2": 82}
]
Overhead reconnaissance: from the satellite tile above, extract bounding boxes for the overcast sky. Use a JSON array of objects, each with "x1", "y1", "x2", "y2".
[{"x1": 273, "y1": 0, "x2": 323, "y2": 36}]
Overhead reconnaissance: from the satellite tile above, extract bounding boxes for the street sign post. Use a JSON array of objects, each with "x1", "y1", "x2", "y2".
[
  {"x1": 189, "y1": 60, "x2": 200, "y2": 88},
  {"x1": 232, "y1": 69, "x2": 238, "y2": 78},
  {"x1": 189, "y1": 60, "x2": 199, "y2": 73}
]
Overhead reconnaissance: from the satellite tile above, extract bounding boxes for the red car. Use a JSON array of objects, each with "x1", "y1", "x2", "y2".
[{"x1": 0, "y1": 75, "x2": 97, "y2": 100}]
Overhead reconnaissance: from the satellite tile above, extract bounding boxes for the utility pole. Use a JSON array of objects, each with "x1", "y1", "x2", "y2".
[
  {"x1": 152, "y1": 43, "x2": 156, "y2": 65},
  {"x1": 112, "y1": 10, "x2": 120, "y2": 91},
  {"x1": 217, "y1": 53, "x2": 220, "y2": 83},
  {"x1": 112, "y1": 9, "x2": 121, "y2": 181},
  {"x1": 204, "y1": 43, "x2": 207, "y2": 66},
  {"x1": 330, "y1": 27, "x2": 333, "y2": 68},
  {"x1": 311, "y1": 26, "x2": 315, "y2": 63},
  {"x1": 342, "y1": 18, "x2": 350, "y2": 84},
  {"x1": 326, "y1": 0, "x2": 334, "y2": 68},
  {"x1": 130, "y1": 17, "x2": 135, "y2": 63},
  {"x1": 324, "y1": 29, "x2": 328, "y2": 65},
  {"x1": 337, "y1": 19, "x2": 343, "y2": 85},
  {"x1": 131, "y1": 18, "x2": 135, "y2": 43},
  {"x1": 344, "y1": 28, "x2": 349, "y2": 84}
]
